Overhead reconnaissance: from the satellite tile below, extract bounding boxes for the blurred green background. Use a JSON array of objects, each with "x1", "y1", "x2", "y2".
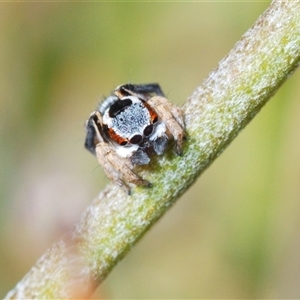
[{"x1": 1, "y1": 2, "x2": 300, "y2": 299}]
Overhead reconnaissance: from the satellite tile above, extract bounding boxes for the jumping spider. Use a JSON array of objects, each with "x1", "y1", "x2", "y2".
[{"x1": 85, "y1": 83, "x2": 185, "y2": 194}]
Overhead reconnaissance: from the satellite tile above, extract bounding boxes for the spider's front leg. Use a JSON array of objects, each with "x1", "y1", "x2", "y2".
[
  {"x1": 95, "y1": 142, "x2": 151, "y2": 194},
  {"x1": 148, "y1": 96, "x2": 186, "y2": 155},
  {"x1": 85, "y1": 110, "x2": 150, "y2": 194}
]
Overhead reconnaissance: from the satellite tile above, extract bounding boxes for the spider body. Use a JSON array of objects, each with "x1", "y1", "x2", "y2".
[{"x1": 85, "y1": 83, "x2": 185, "y2": 193}]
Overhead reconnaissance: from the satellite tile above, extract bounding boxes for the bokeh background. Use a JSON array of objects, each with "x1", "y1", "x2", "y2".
[{"x1": 1, "y1": 2, "x2": 300, "y2": 298}]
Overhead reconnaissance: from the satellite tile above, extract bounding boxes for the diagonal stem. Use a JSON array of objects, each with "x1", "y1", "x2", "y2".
[{"x1": 5, "y1": 1, "x2": 300, "y2": 299}]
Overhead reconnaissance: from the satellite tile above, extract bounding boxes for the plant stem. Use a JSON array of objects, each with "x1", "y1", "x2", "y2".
[{"x1": 5, "y1": 1, "x2": 300, "y2": 299}]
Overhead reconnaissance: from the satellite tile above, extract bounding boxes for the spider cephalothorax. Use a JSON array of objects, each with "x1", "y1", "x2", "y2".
[{"x1": 85, "y1": 83, "x2": 185, "y2": 193}]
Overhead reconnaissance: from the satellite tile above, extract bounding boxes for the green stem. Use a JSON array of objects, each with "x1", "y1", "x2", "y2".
[{"x1": 5, "y1": 1, "x2": 300, "y2": 299}]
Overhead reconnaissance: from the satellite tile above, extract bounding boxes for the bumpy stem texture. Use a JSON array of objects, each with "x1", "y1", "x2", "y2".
[{"x1": 5, "y1": 1, "x2": 300, "y2": 299}]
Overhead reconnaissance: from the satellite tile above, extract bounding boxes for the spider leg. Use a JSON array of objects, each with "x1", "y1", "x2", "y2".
[
  {"x1": 95, "y1": 142, "x2": 151, "y2": 194},
  {"x1": 86, "y1": 108, "x2": 151, "y2": 193},
  {"x1": 115, "y1": 83, "x2": 165, "y2": 100},
  {"x1": 129, "y1": 83, "x2": 165, "y2": 96},
  {"x1": 148, "y1": 96, "x2": 185, "y2": 155},
  {"x1": 84, "y1": 110, "x2": 111, "y2": 154},
  {"x1": 84, "y1": 116, "x2": 97, "y2": 155}
]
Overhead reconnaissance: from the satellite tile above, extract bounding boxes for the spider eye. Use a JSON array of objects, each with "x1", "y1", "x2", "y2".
[
  {"x1": 120, "y1": 141, "x2": 128, "y2": 146},
  {"x1": 109, "y1": 99, "x2": 132, "y2": 117},
  {"x1": 143, "y1": 124, "x2": 153, "y2": 136},
  {"x1": 130, "y1": 134, "x2": 143, "y2": 144}
]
